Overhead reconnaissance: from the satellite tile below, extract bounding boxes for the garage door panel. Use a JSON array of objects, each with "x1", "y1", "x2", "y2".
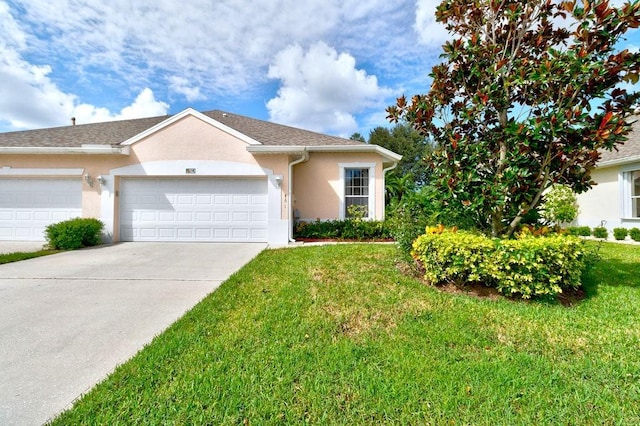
[
  {"x1": 252, "y1": 212, "x2": 268, "y2": 222},
  {"x1": 252, "y1": 229, "x2": 268, "y2": 239},
  {"x1": 233, "y1": 195, "x2": 249, "y2": 204},
  {"x1": 196, "y1": 195, "x2": 212, "y2": 205},
  {"x1": 214, "y1": 195, "x2": 230, "y2": 205},
  {"x1": 214, "y1": 228, "x2": 230, "y2": 239},
  {"x1": 120, "y1": 178, "x2": 268, "y2": 242},
  {"x1": 253, "y1": 195, "x2": 268, "y2": 204},
  {"x1": 0, "y1": 178, "x2": 82, "y2": 241},
  {"x1": 195, "y1": 212, "x2": 211, "y2": 222}
]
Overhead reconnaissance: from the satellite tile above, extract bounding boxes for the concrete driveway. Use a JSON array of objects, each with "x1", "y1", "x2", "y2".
[{"x1": 0, "y1": 242, "x2": 266, "y2": 426}]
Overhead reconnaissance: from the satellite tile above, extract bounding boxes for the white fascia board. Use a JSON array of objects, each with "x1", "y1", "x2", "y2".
[
  {"x1": 121, "y1": 108, "x2": 262, "y2": 147},
  {"x1": 247, "y1": 144, "x2": 402, "y2": 163},
  {"x1": 247, "y1": 146, "x2": 307, "y2": 155},
  {"x1": 0, "y1": 146, "x2": 129, "y2": 155},
  {"x1": 598, "y1": 155, "x2": 640, "y2": 168},
  {"x1": 0, "y1": 167, "x2": 84, "y2": 176}
]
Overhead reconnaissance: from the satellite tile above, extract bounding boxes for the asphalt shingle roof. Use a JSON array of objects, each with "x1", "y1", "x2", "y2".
[
  {"x1": 0, "y1": 109, "x2": 364, "y2": 148},
  {"x1": 203, "y1": 110, "x2": 362, "y2": 146},
  {"x1": 0, "y1": 115, "x2": 168, "y2": 148},
  {"x1": 598, "y1": 116, "x2": 640, "y2": 164}
]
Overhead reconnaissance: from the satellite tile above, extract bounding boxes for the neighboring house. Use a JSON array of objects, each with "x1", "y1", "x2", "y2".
[
  {"x1": 0, "y1": 108, "x2": 401, "y2": 245},
  {"x1": 576, "y1": 116, "x2": 640, "y2": 231}
]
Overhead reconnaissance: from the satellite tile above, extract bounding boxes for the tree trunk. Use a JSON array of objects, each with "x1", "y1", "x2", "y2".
[{"x1": 491, "y1": 208, "x2": 503, "y2": 237}]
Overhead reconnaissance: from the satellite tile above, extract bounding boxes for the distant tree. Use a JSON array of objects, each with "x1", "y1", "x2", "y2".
[
  {"x1": 368, "y1": 123, "x2": 433, "y2": 188},
  {"x1": 388, "y1": 0, "x2": 640, "y2": 237},
  {"x1": 349, "y1": 132, "x2": 366, "y2": 142}
]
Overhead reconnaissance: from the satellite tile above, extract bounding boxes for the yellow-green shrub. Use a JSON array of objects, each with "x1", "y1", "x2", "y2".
[
  {"x1": 411, "y1": 227, "x2": 587, "y2": 299},
  {"x1": 411, "y1": 229, "x2": 494, "y2": 284},
  {"x1": 485, "y1": 235, "x2": 585, "y2": 299}
]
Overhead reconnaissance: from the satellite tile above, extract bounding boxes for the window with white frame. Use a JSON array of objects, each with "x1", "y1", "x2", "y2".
[
  {"x1": 621, "y1": 168, "x2": 640, "y2": 219},
  {"x1": 340, "y1": 163, "x2": 375, "y2": 219},
  {"x1": 632, "y1": 170, "x2": 640, "y2": 218}
]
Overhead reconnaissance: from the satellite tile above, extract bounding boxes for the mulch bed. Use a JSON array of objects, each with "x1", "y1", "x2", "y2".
[
  {"x1": 403, "y1": 259, "x2": 587, "y2": 306},
  {"x1": 294, "y1": 238, "x2": 395, "y2": 243}
]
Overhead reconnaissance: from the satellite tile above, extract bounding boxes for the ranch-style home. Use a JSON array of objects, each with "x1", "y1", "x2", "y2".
[
  {"x1": 576, "y1": 115, "x2": 640, "y2": 232},
  {"x1": 0, "y1": 108, "x2": 401, "y2": 245}
]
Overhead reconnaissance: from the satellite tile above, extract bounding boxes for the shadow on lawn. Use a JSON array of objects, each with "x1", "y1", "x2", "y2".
[{"x1": 582, "y1": 256, "x2": 640, "y2": 298}]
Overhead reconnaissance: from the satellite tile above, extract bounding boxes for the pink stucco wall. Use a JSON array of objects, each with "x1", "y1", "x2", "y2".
[{"x1": 292, "y1": 152, "x2": 386, "y2": 221}]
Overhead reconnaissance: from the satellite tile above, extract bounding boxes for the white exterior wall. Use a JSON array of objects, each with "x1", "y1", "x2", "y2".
[{"x1": 576, "y1": 163, "x2": 640, "y2": 231}]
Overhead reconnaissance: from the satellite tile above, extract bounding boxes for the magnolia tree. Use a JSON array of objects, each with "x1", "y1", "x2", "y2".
[{"x1": 388, "y1": 0, "x2": 640, "y2": 237}]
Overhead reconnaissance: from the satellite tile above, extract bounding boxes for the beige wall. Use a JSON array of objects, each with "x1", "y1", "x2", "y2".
[
  {"x1": 576, "y1": 166, "x2": 620, "y2": 229},
  {"x1": 293, "y1": 152, "x2": 386, "y2": 221},
  {"x1": 130, "y1": 116, "x2": 259, "y2": 164}
]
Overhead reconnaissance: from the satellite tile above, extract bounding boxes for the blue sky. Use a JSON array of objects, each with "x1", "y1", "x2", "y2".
[{"x1": 1, "y1": 0, "x2": 638, "y2": 137}]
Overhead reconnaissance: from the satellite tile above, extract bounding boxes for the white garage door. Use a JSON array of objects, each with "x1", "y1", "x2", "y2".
[
  {"x1": 119, "y1": 178, "x2": 268, "y2": 242},
  {"x1": 0, "y1": 178, "x2": 82, "y2": 241}
]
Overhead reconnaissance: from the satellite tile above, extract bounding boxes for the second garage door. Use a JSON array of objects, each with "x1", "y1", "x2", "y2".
[
  {"x1": 0, "y1": 178, "x2": 82, "y2": 241},
  {"x1": 119, "y1": 178, "x2": 268, "y2": 242}
]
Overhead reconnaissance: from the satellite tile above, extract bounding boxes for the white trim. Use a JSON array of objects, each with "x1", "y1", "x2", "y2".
[
  {"x1": 108, "y1": 160, "x2": 268, "y2": 177},
  {"x1": 288, "y1": 152, "x2": 309, "y2": 242},
  {"x1": 0, "y1": 167, "x2": 84, "y2": 176},
  {"x1": 247, "y1": 144, "x2": 402, "y2": 163},
  {"x1": 620, "y1": 161, "x2": 640, "y2": 173},
  {"x1": 121, "y1": 108, "x2": 262, "y2": 147},
  {"x1": 0, "y1": 146, "x2": 129, "y2": 155},
  {"x1": 598, "y1": 154, "x2": 640, "y2": 168},
  {"x1": 620, "y1": 170, "x2": 629, "y2": 218},
  {"x1": 338, "y1": 162, "x2": 376, "y2": 220},
  {"x1": 620, "y1": 168, "x2": 640, "y2": 219}
]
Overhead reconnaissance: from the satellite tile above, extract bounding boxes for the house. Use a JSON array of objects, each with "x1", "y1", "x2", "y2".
[
  {"x1": 0, "y1": 108, "x2": 401, "y2": 245},
  {"x1": 575, "y1": 116, "x2": 640, "y2": 231}
]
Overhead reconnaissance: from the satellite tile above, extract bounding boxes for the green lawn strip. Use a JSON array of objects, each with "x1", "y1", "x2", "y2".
[
  {"x1": 50, "y1": 243, "x2": 640, "y2": 425},
  {"x1": 0, "y1": 250, "x2": 59, "y2": 264}
]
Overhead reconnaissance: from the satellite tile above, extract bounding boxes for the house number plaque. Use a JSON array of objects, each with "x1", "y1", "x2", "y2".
[{"x1": 185, "y1": 168, "x2": 196, "y2": 174}]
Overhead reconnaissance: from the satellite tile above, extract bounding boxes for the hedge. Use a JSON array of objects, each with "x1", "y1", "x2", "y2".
[{"x1": 411, "y1": 227, "x2": 587, "y2": 299}]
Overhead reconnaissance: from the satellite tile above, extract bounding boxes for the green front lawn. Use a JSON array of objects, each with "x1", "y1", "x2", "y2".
[
  {"x1": 51, "y1": 243, "x2": 640, "y2": 425},
  {"x1": 0, "y1": 250, "x2": 58, "y2": 264}
]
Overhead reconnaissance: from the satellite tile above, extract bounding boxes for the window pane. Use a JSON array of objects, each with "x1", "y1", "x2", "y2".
[
  {"x1": 346, "y1": 197, "x2": 368, "y2": 217},
  {"x1": 633, "y1": 171, "x2": 640, "y2": 197},
  {"x1": 634, "y1": 198, "x2": 640, "y2": 218},
  {"x1": 345, "y1": 168, "x2": 369, "y2": 218}
]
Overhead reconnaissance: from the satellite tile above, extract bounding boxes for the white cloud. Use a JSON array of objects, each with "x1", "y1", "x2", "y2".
[
  {"x1": 1, "y1": 0, "x2": 438, "y2": 132},
  {"x1": 7, "y1": 0, "x2": 421, "y2": 96},
  {"x1": 168, "y1": 76, "x2": 204, "y2": 102},
  {"x1": 0, "y1": 1, "x2": 170, "y2": 131},
  {"x1": 71, "y1": 88, "x2": 169, "y2": 125},
  {"x1": 266, "y1": 42, "x2": 390, "y2": 136},
  {"x1": 414, "y1": 0, "x2": 450, "y2": 47}
]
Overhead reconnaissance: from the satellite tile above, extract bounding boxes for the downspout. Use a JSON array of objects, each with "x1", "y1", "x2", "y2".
[
  {"x1": 382, "y1": 162, "x2": 398, "y2": 219},
  {"x1": 288, "y1": 149, "x2": 309, "y2": 242}
]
